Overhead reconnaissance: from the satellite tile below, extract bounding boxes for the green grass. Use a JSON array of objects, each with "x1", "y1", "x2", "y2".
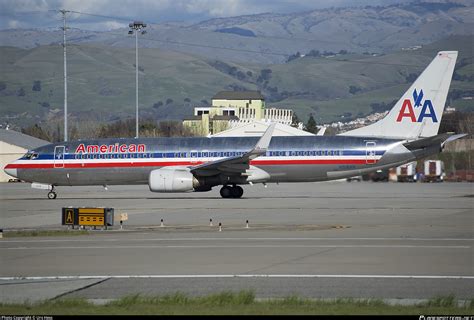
[
  {"x1": 4, "y1": 230, "x2": 90, "y2": 237},
  {"x1": 0, "y1": 292, "x2": 472, "y2": 315}
]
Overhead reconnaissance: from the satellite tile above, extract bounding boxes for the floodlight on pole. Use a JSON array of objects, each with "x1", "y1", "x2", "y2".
[{"x1": 128, "y1": 21, "x2": 147, "y2": 138}]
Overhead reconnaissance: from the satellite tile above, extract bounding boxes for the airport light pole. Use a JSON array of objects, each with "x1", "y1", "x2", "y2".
[
  {"x1": 60, "y1": 9, "x2": 70, "y2": 142},
  {"x1": 128, "y1": 21, "x2": 147, "y2": 138}
]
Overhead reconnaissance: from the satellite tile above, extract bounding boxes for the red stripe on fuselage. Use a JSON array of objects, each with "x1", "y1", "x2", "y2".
[{"x1": 5, "y1": 159, "x2": 371, "y2": 170}]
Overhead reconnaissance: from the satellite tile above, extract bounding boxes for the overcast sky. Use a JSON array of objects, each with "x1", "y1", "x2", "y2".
[{"x1": 1, "y1": 0, "x2": 413, "y2": 30}]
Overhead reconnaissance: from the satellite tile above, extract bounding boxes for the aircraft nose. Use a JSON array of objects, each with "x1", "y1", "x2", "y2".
[{"x1": 4, "y1": 164, "x2": 18, "y2": 178}]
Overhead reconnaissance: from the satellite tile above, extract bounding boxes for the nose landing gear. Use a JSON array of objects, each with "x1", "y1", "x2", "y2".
[
  {"x1": 220, "y1": 185, "x2": 243, "y2": 199},
  {"x1": 47, "y1": 186, "x2": 57, "y2": 199}
]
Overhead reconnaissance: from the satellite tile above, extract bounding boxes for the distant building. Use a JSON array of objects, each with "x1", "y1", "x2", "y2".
[
  {"x1": 402, "y1": 45, "x2": 422, "y2": 51},
  {"x1": 211, "y1": 121, "x2": 314, "y2": 137},
  {"x1": 444, "y1": 106, "x2": 456, "y2": 114},
  {"x1": 0, "y1": 129, "x2": 49, "y2": 182},
  {"x1": 183, "y1": 90, "x2": 294, "y2": 136}
]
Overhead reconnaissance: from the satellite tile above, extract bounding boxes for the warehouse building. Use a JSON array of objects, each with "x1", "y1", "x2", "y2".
[{"x1": 0, "y1": 129, "x2": 49, "y2": 182}]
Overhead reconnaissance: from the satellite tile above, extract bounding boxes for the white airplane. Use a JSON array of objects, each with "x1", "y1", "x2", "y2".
[{"x1": 4, "y1": 51, "x2": 465, "y2": 199}]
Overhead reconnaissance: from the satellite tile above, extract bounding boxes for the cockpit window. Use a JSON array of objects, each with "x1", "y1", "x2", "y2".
[{"x1": 24, "y1": 151, "x2": 38, "y2": 160}]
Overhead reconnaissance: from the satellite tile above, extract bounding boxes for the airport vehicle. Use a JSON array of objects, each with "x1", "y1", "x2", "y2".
[
  {"x1": 423, "y1": 160, "x2": 445, "y2": 182},
  {"x1": 4, "y1": 51, "x2": 466, "y2": 199},
  {"x1": 364, "y1": 169, "x2": 390, "y2": 182},
  {"x1": 396, "y1": 161, "x2": 417, "y2": 182},
  {"x1": 346, "y1": 175, "x2": 362, "y2": 182}
]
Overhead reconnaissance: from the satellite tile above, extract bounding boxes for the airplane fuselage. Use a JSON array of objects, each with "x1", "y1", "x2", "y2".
[{"x1": 6, "y1": 135, "x2": 420, "y2": 187}]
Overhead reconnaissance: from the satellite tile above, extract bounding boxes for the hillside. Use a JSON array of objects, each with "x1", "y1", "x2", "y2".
[
  {"x1": 0, "y1": 44, "x2": 258, "y2": 127},
  {"x1": 0, "y1": 1, "x2": 472, "y2": 64},
  {"x1": 0, "y1": 35, "x2": 472, "y2": 130},
  {"x1": 271, "y1": 35, "x2": 474, "y2": 121}
]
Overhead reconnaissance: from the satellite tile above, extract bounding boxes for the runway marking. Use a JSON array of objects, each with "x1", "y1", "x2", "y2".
[
  {"x1": 1, "y1": 237, "x2": 473, "y2": 243},
  {"x1": 1, "y1": 274, "x2": 473, "y2": 281},
  {"x1": 1, "y1": 245, "x2": 470, "y2": 250}
]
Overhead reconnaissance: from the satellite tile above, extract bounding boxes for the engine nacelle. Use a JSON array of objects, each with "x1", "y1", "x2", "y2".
[{"x1": 149, "y1": 167, "x2": 197, "y2": 192}]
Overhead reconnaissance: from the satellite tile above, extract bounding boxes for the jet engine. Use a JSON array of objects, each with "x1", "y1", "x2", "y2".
[{"x1": 149, "y1": 167, "x2": 199, "y2": 192}]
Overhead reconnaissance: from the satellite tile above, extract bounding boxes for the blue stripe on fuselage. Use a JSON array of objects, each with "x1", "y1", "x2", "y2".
[{"x1": 23, "y1": 149, "x2": 386, "y2": 160}]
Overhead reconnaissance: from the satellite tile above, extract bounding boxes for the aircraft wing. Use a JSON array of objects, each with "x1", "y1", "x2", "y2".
[
  {"x1": 403, "y1": 133, "x2": 467, "y2": 150},
  {"x1": 190, "y1": 123, "x2": 276, "y2": 177}
]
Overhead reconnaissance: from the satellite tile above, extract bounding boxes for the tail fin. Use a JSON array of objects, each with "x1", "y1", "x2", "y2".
[{"x1": 341, "y1": 51, "x2": 458, "y2": 139}]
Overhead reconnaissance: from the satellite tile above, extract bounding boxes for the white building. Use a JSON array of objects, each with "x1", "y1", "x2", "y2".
[
  {"x1": 211, "y1": 121, "x2": 314, "y2": 137},
  {"x1": 184, "y1": 90, "x2": 294, "y2": 136},
  {"x1": 0, "y1": 129, "x2": 49, "y2": 182}
]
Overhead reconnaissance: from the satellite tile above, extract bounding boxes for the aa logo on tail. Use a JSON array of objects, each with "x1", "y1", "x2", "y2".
[{"x1": 396, "y1": 89, "x2": 438, "y2": 123}]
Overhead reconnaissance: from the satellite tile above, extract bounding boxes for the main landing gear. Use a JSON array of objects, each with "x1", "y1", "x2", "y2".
[
  {"x1": 220, "y1": 185, "x2": 243, "y2": 199},
  {"x1": 47, "y1": 186, "x2": 57, "y2": 199}
]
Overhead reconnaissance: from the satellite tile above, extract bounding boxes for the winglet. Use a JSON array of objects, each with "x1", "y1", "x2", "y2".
[
  {"x1": 250, "y1": 122, "x2": 276, "y2": 156},
  {"x1": 441, "y1": 133, "x2": 467, "y2": 148}
]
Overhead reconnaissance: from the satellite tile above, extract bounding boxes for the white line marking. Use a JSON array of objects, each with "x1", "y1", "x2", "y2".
[
  {"x1": 1, "y1": 245, "x2": 470, "y2": 250},
  {"x1": 1, "y1": 275, "x2": 473, "y2": 281},
  {"x1": 1, "y1": 237, "x2": 472, "y2": 243}
]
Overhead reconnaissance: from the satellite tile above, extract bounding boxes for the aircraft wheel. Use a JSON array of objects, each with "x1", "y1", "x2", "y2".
[
  {"x1": 220, "y1": 186, "x2": 232, "y2": 198},
  {"x1": 47, "y1": 191, "x2": 57, "y2": 199},
  {"x1": 231, "y1": 186, "x2": 243, "y2": 198}
]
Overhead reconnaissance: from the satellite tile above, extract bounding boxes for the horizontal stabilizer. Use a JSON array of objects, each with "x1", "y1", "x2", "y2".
[{"x1": 403, "y1": 133, "x2": 467, "y2": 150}]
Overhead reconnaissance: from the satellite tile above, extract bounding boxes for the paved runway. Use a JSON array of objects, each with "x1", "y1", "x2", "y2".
[{"x1": 0, "y1": 181, "x2": 472, "y2": 302}]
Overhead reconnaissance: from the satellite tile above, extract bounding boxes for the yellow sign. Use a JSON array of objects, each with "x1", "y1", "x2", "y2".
[
  {"x1": 65, "y1": 209, "x2": 74, "y2": 225},
  {"x1": 78, "y1": 214, "x2": 104, "y2": 226},
  {"x1": 62, "y1": 207, "x2": 113, "y2": 228},
  {"x1": 79, "y1": 208, "x2": 105, "y2": 214}
]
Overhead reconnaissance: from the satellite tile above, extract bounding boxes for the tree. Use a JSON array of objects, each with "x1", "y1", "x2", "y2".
[
  {"x1": 405, "y1": 73, "x2": 419, "y2": 83},
  {"x1": 70, "y1": 125, "x2": 79, "y2": 140},
  {"x1": 286, "y1": 52, "x2": 301, "y2": 62},
  {"x1": 257, "y1": 69, "x2": 272, "y2": 83},
  {"x1": 291, "y1": 112, "x2": 301, "y2": 128},
  {"x1": 349, "y1": 85, "x2": 361, "y2": 94},
  {"x1": 53, "y1": 124, "x2": 61, "y2": 142},
  {"x1": 152, "y1": 101, "x2": 163, "y2": 109},
  {"x1": 32, "y1": 80, "x2": 41, "y2": 92},
  {"x1": 21, "y1": 124, "x2": 52, "y2": 142},
  {"x1": 305, "y1": 114, "x2": 317, "y2": 134}
]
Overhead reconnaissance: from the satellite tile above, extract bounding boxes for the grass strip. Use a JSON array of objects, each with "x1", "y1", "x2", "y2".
[{"x1": 0, "y1": 292, "x2": 472, "y2": 315}]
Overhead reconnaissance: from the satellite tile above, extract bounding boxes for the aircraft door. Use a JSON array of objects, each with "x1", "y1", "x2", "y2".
[
  {"x1": 365, "y1": 141, "x2": 376, "y2": 164},
  {"x1": 54, "y1": 146, "x2": 65, "y2": 168}
]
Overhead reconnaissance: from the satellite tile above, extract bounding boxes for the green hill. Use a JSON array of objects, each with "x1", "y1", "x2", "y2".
[
  {"x1": 0, "y1": 44, "x2": 258, "y2": 127},
  {"x1": 271, "y1": 35, "x2": 474, "y2": 121},
  {"x1": 0, "y1": 35, "x2": 472, "y2": 129}
]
